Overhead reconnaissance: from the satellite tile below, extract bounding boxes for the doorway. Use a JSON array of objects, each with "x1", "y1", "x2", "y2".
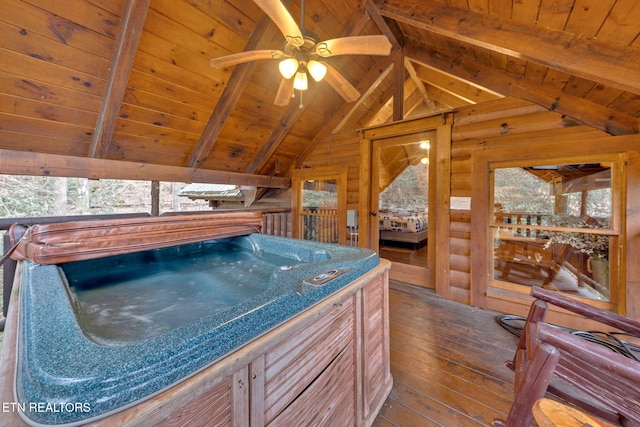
[
  {"x1": 374, "y1": 133, "x2": 433, "y2": 276},
  {"x1": 292, "y1": 166, "x2": 348, "y2": 245},
  {"x1": 360, "y1": 114, "x2": 451, "y2": 290}
]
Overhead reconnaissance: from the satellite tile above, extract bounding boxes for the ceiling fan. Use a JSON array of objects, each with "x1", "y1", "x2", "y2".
[{"x1": 210, "y1": 0, "x2": 392, "y2": 106}]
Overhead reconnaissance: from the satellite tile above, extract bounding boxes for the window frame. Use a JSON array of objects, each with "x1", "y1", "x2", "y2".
[{"x1": 488, "y1": 154, "x2": 624, "y2": 312}]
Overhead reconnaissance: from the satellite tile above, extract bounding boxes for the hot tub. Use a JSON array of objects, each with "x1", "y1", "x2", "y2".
[{"x1": 8, "y1": 233, "x2": 380, "y2": 426}]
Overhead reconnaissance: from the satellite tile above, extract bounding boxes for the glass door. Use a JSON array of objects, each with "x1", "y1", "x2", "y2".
[{"x1": 372, "y1": 131, "x2": 435, "y2": 287}]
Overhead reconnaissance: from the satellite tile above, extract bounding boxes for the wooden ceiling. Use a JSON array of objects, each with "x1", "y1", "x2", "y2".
[{"x1": 1, "y1": 0, "x2": 639, "y2": 186}]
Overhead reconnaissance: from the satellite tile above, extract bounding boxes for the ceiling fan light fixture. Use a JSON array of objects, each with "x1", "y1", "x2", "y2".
[
  {"x1": 307, "y1": 60, "x2": 327, "y2": 82},
  {"x1": 293, "y1": 71, "x2": 308, "y2": 90},
  {"x1": 279, "y1": 58, "x2": 299, "y2": 79}
]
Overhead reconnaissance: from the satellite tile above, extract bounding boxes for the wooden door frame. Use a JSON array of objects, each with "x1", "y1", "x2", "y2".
[
  {"x1": 359, "y1": 114, "x2": 452, "y2": 293},
  {"x1": 291, "y1": 165, "x2": 348, "y2": 245}
]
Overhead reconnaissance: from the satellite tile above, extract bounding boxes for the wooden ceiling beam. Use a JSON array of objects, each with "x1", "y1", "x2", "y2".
[
  {"x1": 421, "y1": 82, "x2": 467, "y2": 110},
  {"x1": 405, "y1": 41, "x2": 640, "y2": 135},
  {"x1": 392, "y1": 49, "x2": 404, "y2": 121},
  {"x1": 0, "y1": 149, "x2": 290, "y2": 188},
  {"x1": 404, "y1": 58, "x2": 432, "y2": 106},
  {"x1": 362, "y1": 0, "x2": 403, "y2": 50},
  {"x1": 245, "y1": 84, "x2": 320, "y2": 175},
  {"x1": 186, "y1": 5, "x2": 284, "y2": 169},
  {"x1": 333, "y1": 58, "x2": 394, "y2": 133},
  {"x1": 381, "y1": 2, "x2": 640, "y2": 95},
  {"x1": 89, "y1": 0, "x2": 150, "y2": 159},
  {"x1": 411, "y1": 61, "x2": 502, "y2": 104}
]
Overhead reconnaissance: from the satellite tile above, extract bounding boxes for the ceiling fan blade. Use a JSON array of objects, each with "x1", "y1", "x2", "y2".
[
  {"x1": 210, "y1": 50, "x2": 286, "y2": 68},
  {"x1": 253, "y1": 0, "x2": 304, "y2": 47},
  {"x1": 315, "y1": 35, "x2": 392, "y2": 58},
  {"x1": 323, "y1": 63, "x2": 360, "y2": 103},
  {"x1": 274, "y1": 78, "x2": 293, "y2": 106}
]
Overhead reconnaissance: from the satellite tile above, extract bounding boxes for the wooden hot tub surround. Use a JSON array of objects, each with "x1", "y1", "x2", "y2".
[
  {"x1": 0, "y1": 213, "x2": 391, "y2": 426},
  {"x1": 0, "y1": 256, "x2": 391, "y2": 427}
]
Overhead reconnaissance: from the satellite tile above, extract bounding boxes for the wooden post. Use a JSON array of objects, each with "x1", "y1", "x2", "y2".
[{"x1": 151, "y1": 180, "x2": 160, "y2": 216}]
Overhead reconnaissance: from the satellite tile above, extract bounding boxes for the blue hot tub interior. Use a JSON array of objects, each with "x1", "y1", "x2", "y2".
[
  {"x1": 16, "y1": 233, "x2": 379, "y2": 425},
  {"x1": 62, "y1": 239, "x2": 299, "y2": 342}
]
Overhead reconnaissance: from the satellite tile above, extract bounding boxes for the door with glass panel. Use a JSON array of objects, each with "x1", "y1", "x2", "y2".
[{"x1": 372, "y1": 132, "x2": 434, "y2": 287}]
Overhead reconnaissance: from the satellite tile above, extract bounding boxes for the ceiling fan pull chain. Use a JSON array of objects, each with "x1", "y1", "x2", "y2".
[{"x1": 299, "y1": 90, "x2": 304, "y2": 109}]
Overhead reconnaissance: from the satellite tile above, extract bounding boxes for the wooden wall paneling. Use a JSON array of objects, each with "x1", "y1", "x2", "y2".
[
  {"x1": 450, "y1": 211, "x2": 471, "y2": 236},
  {"x1": 450, "y1": 213, "x2": 472, "y2": 295},
  {"x1": 1, "y1": 1, "x2": 114, "y2": 58},
  {"x1": 452, "y1": 97, "x2": 545, "y2": 126},
  {"x1": 0, "y1": 114, "x2": 94, "y2": 147},
  {"x1": 1, "y1": 49, "x2": 106, "y2": 98},
  {"x1": 451, "y1": 126, "x2": 607, "y2": 158},
  {"x1": 451, "y1": 173, "x2": 472, "y2": 197},
  {"x1": 448, "y1": 282, "x2": 471, "y2": 305},
  {"x1": 451, "y1": 111, "x2": 578, "y2": 142}
]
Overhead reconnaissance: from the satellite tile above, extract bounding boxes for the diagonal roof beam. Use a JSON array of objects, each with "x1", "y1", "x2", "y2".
[
  {"x1": 296, "y1": 55, "x2": 394, "y2": 165},
  {"x1": 245, "y1": 85, "x2": 320, "y2": 174},
  {"x1": 187, "y1": 7, "x2": 285, "y2": 168},
  {"x1": 90, "y1": 0, "x2": 150, "y2": 158},
  {"x1": 404, "y1": 58, "x2": 432, "y2": 106},
  {"x1": 405, "y1": 41, "x2": 639, "y2": 135},
  {"x1": 411, "y1": 61, "x2": 502, "y2": 104},
  {"x1": 381, "y1": 2, "x2": 640, "y2": 95},
  {"x1": 362, "y1": 0, "x2": 402, "y2": 50}
]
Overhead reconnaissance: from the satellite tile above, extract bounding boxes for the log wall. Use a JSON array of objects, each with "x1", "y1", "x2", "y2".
[
  {"x1": 302, "y1": 97, "x2": 640, "y2": 319},
  {"x1": 449, "y1": 98, "x2": 608, "y2": 305}
]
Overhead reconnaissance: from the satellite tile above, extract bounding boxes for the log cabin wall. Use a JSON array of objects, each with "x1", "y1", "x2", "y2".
[
  {"x1": 301, "y1": 97, "x2": 640, "y2": 321},
  {"x1": 451, "y1": 97, "x2": 640, "y2": 321},
  {"x1": 450, "y1": 98, "x2": 606, "y2": 304}
]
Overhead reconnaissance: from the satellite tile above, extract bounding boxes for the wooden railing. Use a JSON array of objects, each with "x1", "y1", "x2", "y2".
[
  {"x1": 301, "y1": 207, "x2": 338, "y2": 243},
  {"x1": 261, "y1": 210, "x2": 291, "y2": 238}
]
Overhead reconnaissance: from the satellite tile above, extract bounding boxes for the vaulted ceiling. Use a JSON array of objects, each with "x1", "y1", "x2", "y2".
[{"x1": 1, "y1": 0, "x2": 639, "y2": 185}]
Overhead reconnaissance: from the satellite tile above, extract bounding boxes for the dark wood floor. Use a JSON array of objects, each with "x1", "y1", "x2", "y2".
[{"x1": 373, "y1": 282, "x2": 520, "y2": 426}]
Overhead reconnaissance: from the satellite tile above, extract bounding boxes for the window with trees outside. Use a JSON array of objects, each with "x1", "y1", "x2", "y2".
[{"x1": 491, "y1": 160, "x2": 621, "y2": 306}]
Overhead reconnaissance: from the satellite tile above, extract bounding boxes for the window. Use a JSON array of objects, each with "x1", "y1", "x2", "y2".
[{"x1": 491, "y1": 160, "x2": 621, "y2": 305}]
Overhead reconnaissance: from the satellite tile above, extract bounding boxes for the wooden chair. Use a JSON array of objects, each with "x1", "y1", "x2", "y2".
[{"x1": 493, "y1": 287, "x2": 640, "y2": 427}]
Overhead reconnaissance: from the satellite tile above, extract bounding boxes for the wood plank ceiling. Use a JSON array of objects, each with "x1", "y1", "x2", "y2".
[{"x1": 1, "y1": 0, "x2": 639, "y2": 185}]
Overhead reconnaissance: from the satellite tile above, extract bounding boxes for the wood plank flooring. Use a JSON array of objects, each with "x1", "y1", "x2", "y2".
[{"x1": 373, "y1": 282, "x2": 520, "y2": 426}]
